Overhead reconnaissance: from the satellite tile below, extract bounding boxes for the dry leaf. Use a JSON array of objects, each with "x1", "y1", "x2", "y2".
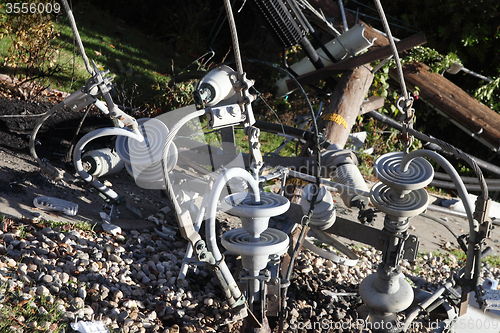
[{"x1": 94, "y1": 50, "x2": 102, "y2": 56}]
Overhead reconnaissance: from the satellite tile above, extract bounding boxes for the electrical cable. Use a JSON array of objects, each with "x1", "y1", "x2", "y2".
[
  {"x1": 64, "y1": 104, "x2": 92, "y2": 164},
  {"x1": 420, "y1": 213, "x2": 458, "y2": 239},
  {"x1": 373, "y1": 0, "x2": 408, "y2": 101},
  {"x1": 407, "y1": 128, "x2": 488, "y2": 199}
]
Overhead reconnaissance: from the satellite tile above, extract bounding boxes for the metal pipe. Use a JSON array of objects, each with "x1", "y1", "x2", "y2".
[
  {"x1": 338, "y1": 0, "x2": 349, "y2": 32},
  {"x1": 366, "y1": 110, "x2": 500, "y2": 177},
  {"x1": 430, "y1": 179, "x2": 500, "y2": 192},
  {"x1": 403, "y1": 281, "x2": 452, "y2": 332},
  {"x1": 434, "y1": 172, "x2": 500, "y2": 185},
  {"x1": 400, "y1": 150, "x2": 477, "y2": 280}
]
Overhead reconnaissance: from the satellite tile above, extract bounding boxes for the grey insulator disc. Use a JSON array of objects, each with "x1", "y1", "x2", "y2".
[
  {"x1": 222, "y1": 228, "x2": 289, "y2": 256},
  {"x1": 221, "y1": 191, "x2": 290, "y2": 219},
  {"x1": 374, "y1": 152, "x2": 434, "y2": 191},
  {"x1": 370, "y1": 182, "x2": 429, "y2": 217}
]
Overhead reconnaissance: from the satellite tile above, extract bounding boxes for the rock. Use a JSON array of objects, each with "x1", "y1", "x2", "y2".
[
  {"x1": 36, "y1": 286, "x2": 50, "y2": 296},
  {"x1": 78, "y1": 286, "x2": 86, "y2": 300},
  {"x1": 108, "y1": 254, "x2": 121, "y2": 263},
  {"x1": 41, "y1": 275, "x2": 53, "y2": 284},
  {"x1": 72, "y1": 297, "x2": 84, "y2": 309}
]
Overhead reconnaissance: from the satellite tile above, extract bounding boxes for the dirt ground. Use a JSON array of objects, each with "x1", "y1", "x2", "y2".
[{"x1": 0, "y1": 92, "x2": 499, "y2": 259}]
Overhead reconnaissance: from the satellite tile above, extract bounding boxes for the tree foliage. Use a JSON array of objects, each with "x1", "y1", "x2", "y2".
[
  {"x1": 0, "y1": 0, "x2": 63, "y2": 99},
  {"x1": 371, "y1": 0, "x2": 500, "y2": 111}
]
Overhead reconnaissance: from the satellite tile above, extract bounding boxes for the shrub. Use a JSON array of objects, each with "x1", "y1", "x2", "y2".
[{"x1": 0, "y1": 1, "x2": 63, "y2": 99}]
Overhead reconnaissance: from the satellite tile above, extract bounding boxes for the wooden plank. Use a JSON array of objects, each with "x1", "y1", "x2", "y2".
[
  {"x1": 359, "y1": 96, "x2": 385, "y2": 116},
  {"x1": 285, "y1": 32, "x2": 426, "y2": 91},
  {"x1": 397, "y1": 62, "x2": 500, "y2": 150}
]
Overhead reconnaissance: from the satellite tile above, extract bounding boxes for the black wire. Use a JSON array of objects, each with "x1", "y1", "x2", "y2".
[{"x1": 420, "y1": 213, "x2": 458, "y2": 240}]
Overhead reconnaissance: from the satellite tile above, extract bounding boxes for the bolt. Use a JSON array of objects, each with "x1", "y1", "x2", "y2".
[{"x1": 269, "y1": 295, "x2": 278, "y2": 302}]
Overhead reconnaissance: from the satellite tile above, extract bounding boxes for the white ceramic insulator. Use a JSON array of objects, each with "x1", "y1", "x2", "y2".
[
  {"x1": 222, "y1": 228, "x2": 289, "y2": 274},
  {"x1": 331, "y1": 163, "x2": 369, "y2": 207},
  {"x1": 82, "y1": 148, "x2": 125, "y2": 177},
  {"x1": 374, "y1": 152, "x2": 434, "y2": 191},
  {"x1": 115, "y1": 118, "x2": 178, "y2": 189},
  {"x1": 221, "y1": 191, "x2": 290, "y2": 240},
  {"x1": 275, "y1": 23, "x2": 375, "y2": 97},
  {"x1": 370, "y1": 182, "x2": 429, "y2": 218},
  {"x1": 197, "y1": 65, "x2": 237, "y2": 107},
  {"x1": 221, "y1": 191, "x2": 290, "y2": 219},
  {"x1": 300, "y1": 183, "x2": 336, "y2": 230}
]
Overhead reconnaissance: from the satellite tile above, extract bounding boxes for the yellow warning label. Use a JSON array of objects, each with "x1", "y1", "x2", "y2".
[
  {"x1": 285, "y1": 178, "x2": 309, "y2": 187},
  {"x1": 321, "y1": 113, "x2": 348, "y2": 129}
]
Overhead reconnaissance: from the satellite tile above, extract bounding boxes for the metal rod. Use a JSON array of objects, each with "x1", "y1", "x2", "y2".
[
  {"x1": 62, "y1": 0, "x2": 94, "y2": 75},
  {"x1": 338, "y1": 0, "x2": 349, "y2": 32},
  {"x1": 287, "y1": 169, "x2": 370, "y2": 197}
]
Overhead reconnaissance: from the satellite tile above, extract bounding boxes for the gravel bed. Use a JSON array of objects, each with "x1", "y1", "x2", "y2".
[{"x1": 0, "y1": 214, "x2": 498, "y2": 333}]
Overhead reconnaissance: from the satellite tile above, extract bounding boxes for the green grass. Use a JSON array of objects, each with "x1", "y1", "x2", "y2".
[
  {"x1": 0, "y1": 293, "x2": 67, "y2": 332},
  {"x1": 191, "y1": 118, "x2": 298, "y2": 157},
  {"x1": 52, "y1": 2, "x2": 181, "y2": 105},
  {"x1": 45, "y1": 219, "x2": 95, "y2": 233},
  {"x1": 0, "y1": 1, "x2": 185, "y2": 108},
  {"x1": 428, "y1": 248, "x2": 500, "y2": 269}
]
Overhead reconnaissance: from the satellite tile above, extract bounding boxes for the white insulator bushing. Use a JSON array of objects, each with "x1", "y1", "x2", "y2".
[
  {"x1": 275, "y1": 23, "x2": 375, "y2": 97},
  {"x1": 196, "y1": 65, "x2": 237, "y2": 107},
  {"x1": 115, "y1": 118, "x2": 178, "y2": 189},
  {"x1": 331, "y1": 163, "x2": 370, "y2": 208},
  {"x1": 301, "y1": 184, "x2": 336, "y2": 230},
  {"x1": 374, "y1": 152, "x2": 434, "y2": 191},
  {"x1": 359, "y1": 272, "x2": 414, "y2": 314},
  {"x1": 82, "y1": 148, "x2": 125, "y2": 177},
  {"x1": 370, "y1": 182, "x2": 429, "y2": 218},
  {"x1": 221, "y1": 192, "x2": 290, "y2": 241},
  {"x1": 222, "y1": 228, "x2": 289, "y2": 275}
]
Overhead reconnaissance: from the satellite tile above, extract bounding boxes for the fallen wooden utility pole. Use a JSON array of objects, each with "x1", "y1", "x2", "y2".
[
  {"x1": 394, "y1": 62, "x2": 500, "y2": 151},
  {"x1": 317, "y1": 65, "x2": 374, "y2": 148}
]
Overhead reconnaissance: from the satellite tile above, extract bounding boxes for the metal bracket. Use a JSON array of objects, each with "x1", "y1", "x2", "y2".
[
  {"x1": 475, "y1": 196, "x2": 492, "y2": 239},
  {"x1": 403, "y1": 234, "x2": 419, "y2": 262},
  {"x1": 265, "y1": 277, "x2": 281, "y2": 317},
  {"x1": 63, "y1": 89, "x2": 95, "y2": 111},
  {"x1": 207, "y1": 103, "x2": 245, "y2": 129},
  {"x1": 479, "y1": 288, "x2": 500, "y2": 312},
  {"x1": 247, "y1": 126, "x2": 264, "y2": 177}
]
